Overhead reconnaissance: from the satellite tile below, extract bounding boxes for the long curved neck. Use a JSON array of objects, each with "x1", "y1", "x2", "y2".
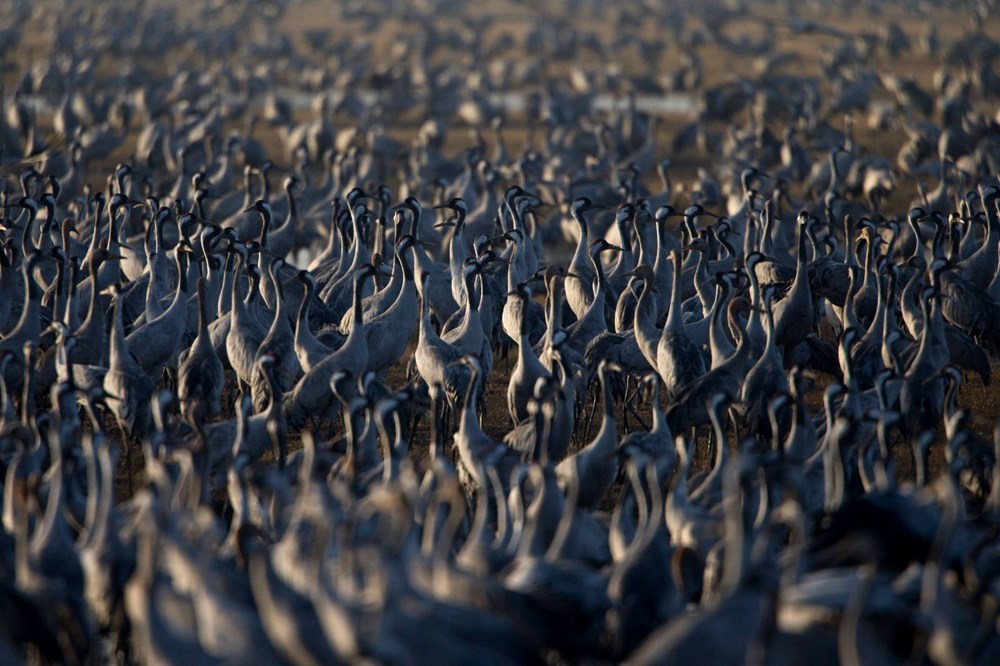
[
  {"x1": 882, "y1": 285, "x2": 900, "y2": 352},
  {"x1": 259, "y1": 169, "x2": 271, "y2": 202},
  {"x1": 87, "y1": 199, "x2": 106, "y2": 257},
  {"x1": 20, "y1": 208, "x2": 37, "y2": 257},
  {"x1": 795, "y1": 225, "x2": 808, "y2": 273},
  {"x1": 109, "y1": 298, "x2": 129, "y2": 371},
  {"x1": 762, "y1": 299, "x2": 778, "y2": 356},
  {"x1": 38, "y1": 200, "x2": 57, "y2": 252},
  {"x1": 347, "y1": 211, "x2": 367, "y2": 271},
  {"x1": 258, "y1": 208, "x2": 272, "y2": 247},
  {"x1": 314, "y1": 213, "x2": 340, "y2": 266},
  {"x1": 653, "y1": 220, "x2": 670, "y2": 272},
  {"x1": 393, "y1": 248, "x2": 415, "y2": 305},
  {"x1": 614, "y1": 218, "x2": 633, "y2": 270},
  {"x1": 864, "y1": 273, "x2": 886, "y2": 340},
  {"x1": 710, "y1": 282, "x2": 729, "y2": 328},
  {"x1": 90, "y1": 431, "x2": 114, "y2": 546},
  {"x1": 633, "y1": 217, "x2": 649, "y2": 266},
  {"x1": 703, "y1": 405, "x2": 728, "y2": 481},
  {"x1": 418, "y1": 282, "x2": 441, "y2": 346},
  {"x1": 861, "y1": 236, "x2": 876, "y2": 283},
  {"x1": 268, "y1": 265, "x2": 285, "y2": 328},
  {"x1": 218, "y1": 252, "x2": 235, "y2": 314},
  {"x1": 509, "y1": 198, "x2": 527, "y2": 235},
  {"x1": 634, "y1": 278, "x2": 657, "y2": 332},
  {"x1": 341, "y1": 405, "x2": 366, "y2": 483},
  {"x1": 924, "y1": 291, "x2": 944, "y2": 336},
  {"x1": 50, "y1": 254, "x2": 67, "y2": 317},
  {"x1": 824, "y1": 420, "x2": 847, "y2": 512},
  {"x1": 460, "y1": 365, "x2": 482, "y2": 432},
  {"x1": 196, "y1": 280, "x2": 210, "y2": 338},
  {"x1": 784, "y1": 381, "x2": 811, "y2": 459},
  {"x1": 543, "y1": 277, "x2": 563, "y2": 346},
  {"x1": 150, "y1": 211, "x2": 166, "y2": 259},
  {"x1": 230, "y1": 256, "x2": 249, "y2": 319},
  {"x1": 589, "y1": 250, "x2": 606, "y2": 303},
  {"x1": 612, "y1": 465, "x2": 644, "y2": 561},
  {"x1": 840, "y1": 266, "x2": 861, "y2": 336},
  {"x1": 296, "y1": 279, "x2": 313, "y2": 331},
  {"x1": 458, "y1": 272, "x2": 476, "y2": 325},
  {"x1": 908, "y1": 217, "x2": 924, "y2": 261},
  {"x1": 81, "y1": 255, "x2": 103, "y2": 328},
  {"x1": 730, "y1": 309, "x2": 749, "y2": 358},
  {"x1": 454, "y1": 378, "x2": 489, "y2": 474},
  {"x1": 665, "y1": 255, "x2": 682, "y2": 328},
  {"x1": 649, "y1": 382, "x2": 666, "y2": 434},
  {"x1": 351, "y1": 272, "x2": 365, "y2": 328},
  {"x1": 517, "y1": 291, "x2": 533, "y2": 352},
  {"x1": 285, "y1": 186, "x2": 297, "y2": 224},
  {"x1": 693, "y1": 249, "x2": 714, "y2": 316},
  {"x1": 59, "y1": 261, "x2": 76, "y2": 328},
  {"x1": 112, "y1": 204, "x2": 128, "y2": 248},
  {"x1": 598, "y1": 367, "x2": 615, "y2": 428},
  {"x1": 840, "y1": 336, "x2": 858, "y2": 391},
  {"x1": 744, "y1": 266, "x2": 764, "y2": 340},
  {"x1": 170, "y1": 251, "x2": 188, "y2": 307},
  {"x1": 573, "y1": 211, "x2": 589, "y2": 257},
  {"x1": 758, "y1": 208, "x2": 774, "y2": 255}
]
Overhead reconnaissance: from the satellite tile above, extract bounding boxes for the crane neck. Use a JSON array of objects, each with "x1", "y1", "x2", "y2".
[{"x1": 665, "y1": 254, "x2": 683, "y2": 328}]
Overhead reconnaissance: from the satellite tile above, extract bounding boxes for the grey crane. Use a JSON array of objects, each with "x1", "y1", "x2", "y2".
[{"x1": 178, "y1": 277, "x2": 224, "y2": 425}]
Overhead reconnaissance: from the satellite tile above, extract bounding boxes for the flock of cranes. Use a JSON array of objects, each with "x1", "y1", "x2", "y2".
[{"x1": 2, "y1": 0, "x2": 1000, "y2": 663}]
